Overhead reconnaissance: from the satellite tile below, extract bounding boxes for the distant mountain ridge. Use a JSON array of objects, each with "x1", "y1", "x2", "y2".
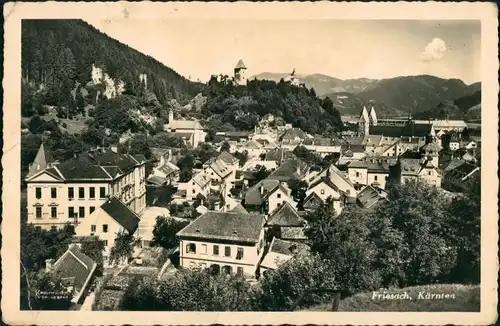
[{"x1": 252, "y1": 72, "x2": 480, "y2": 116}]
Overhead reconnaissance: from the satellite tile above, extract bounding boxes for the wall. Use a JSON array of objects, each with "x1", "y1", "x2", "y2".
[
  {"x1": 367, "y1": 172, "x2": 389, "y2": 189},
  {"x1": 267, "y1": 188, "x2": 294, "y2": 214},
  {"x1": 348, "y1": 167, "x2": 368, "y2": 185}
]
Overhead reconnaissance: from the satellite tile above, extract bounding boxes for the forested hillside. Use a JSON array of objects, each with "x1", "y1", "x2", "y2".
[
  {"x1": 199, "y1": 77, "x2": 343, "y2": 136},
  {"x1": 414, "y1": 90, "x2": 481, "y2": 121},
  {"x1": 21, "y1": 19, "x2": 203, "y2": 116}
]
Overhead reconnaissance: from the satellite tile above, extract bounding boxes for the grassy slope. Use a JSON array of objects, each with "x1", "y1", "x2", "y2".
[{"x1": 304, "y1": 284, "x2": 480, "y2": 312}]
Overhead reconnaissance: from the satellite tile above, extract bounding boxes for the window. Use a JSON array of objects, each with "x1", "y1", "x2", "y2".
[
  {"x1": 186, "y1": 243, "x2": 196, "y2": 254},
  {"x1": 192, "y1": 189, "x2": 196, "y2": 194},
  {"x1": 428, "y1": 171, "x2": 432, "y2": 176},
  {"x1": 35, "y1": 187, "x2": 42, "y2": 199},
  {"x1": 89, "y1": 187, "x2": 95, "y2": 199},
  {"x1": 225, "y1": 246, "x2": 231, "y2": 257},
  {"x1": 51, "y1": 226, "x2": 57, "y2": 231},
  {"x1": 89, "y1": 206, "x2": 96, "y2": 214},
  {"x1": 104, "y1": 240, "x2": 108, "y2": 247},
  {"x1": 374, "y1": 175, "x2": 378, "y2": 181},
  {"x1": 356, "y1": 172, "x2": 360, "y2": 177},
  {"x1": 277, "y1": 193, "x2": 281, "y2": 199},
  {"x1": 51, "y1": 187, "x2": 57, "y2": 199},
  {"x1": 213, "y1": 245, "x2": 219, "y2": 255},
  {"x1": 79, "y1": 207, "x2": 85, "y2": 218},
  {"x1": 78, "y1": 187, "x2": 85, "y2": 199},
  {"x1": 236, "y1": 267, "x2": 244, "y2": 277},
  {"x1": 223, "y1": 265, "x2": 232, "y2": 275},
  {"x1": 321, "y1": 189, "x2": 325, "y2": 195},
  {"x1": 201, "y1": 244, "x2": 207, "y2": 254},
  {"x1": 35, "y1": 226, "x2": 42, "y2": 231},
  {"x1": 99, "y1": 187, "x2": 106, "y2": 198},
  {"x1": 68, "y1": 187, "x2": 74, "y2": 199},
  {"x1": 36, "y1": 207, "x2": 42, "y2": 218},
  {"x1": 68, "y1": 207, "x2": 74, "y2": 218},
  {"x1": 236, "y1": 247, "x2": 244, "y2": 260},
  {"x1": 102, "y1": 224, "x2": 108, "y2": 233},
  {"x1": 51, "y1": 207, "x2": 57, "y2": 218},
  {"x1": 91, "y1": 225, "x2": 96, "y2": 232}
]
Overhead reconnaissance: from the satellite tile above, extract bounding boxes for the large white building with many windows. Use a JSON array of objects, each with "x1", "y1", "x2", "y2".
[{"x1": 25, "y1": 145, "x2": 147, "y2": 230}]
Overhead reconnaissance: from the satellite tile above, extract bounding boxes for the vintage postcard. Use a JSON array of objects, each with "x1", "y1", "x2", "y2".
[{"x1": 2, "y1": 1, "x2": 498, "y2": 325}]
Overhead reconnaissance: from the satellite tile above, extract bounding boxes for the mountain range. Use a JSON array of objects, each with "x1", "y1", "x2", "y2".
[{"x1": 252, "y1": 72, "x2": 480, "y2": 117}]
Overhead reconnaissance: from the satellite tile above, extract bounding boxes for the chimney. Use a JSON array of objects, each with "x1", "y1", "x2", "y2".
[
  {"x1": 45, "y1": 259, "x2": 55, "y2": 272},
  {"x1": 214, "y1": 201, "x2": 220, "y2": 211}
]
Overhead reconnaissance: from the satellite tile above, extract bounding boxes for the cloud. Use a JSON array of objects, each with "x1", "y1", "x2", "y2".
[{"x1": 420, "y1": 38, "x2": 447, "y2": 61}]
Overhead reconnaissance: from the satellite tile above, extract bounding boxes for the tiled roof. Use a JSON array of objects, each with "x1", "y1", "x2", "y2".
[
  {"x1": 303, "y1": 137, "x2": 334, "y2": 146},
  {"x1": 157, "y1": 161, "x2": 179, "y2": 177},
  {"x1": 399, "y1": 158, "x2": 423, "y2": 176},
  {"x1": 270, "y1": 238, "x2": 310, "y2": 256},
  {"x1": 444, "y1": 159, "x2": 466, "y2": 172},
  {"x1": 245, "y1": 139, "x2": 264, "y2": 149},
  {"x1": 177, "y1": 211, "x2": 265, "y2": 243},
  {"x1": 192, "y1": 171, "x2": 211, "y2": 188},
  {"x1": 168, "y1": 119, "x2": 204, "y2": 130},
  {"x1": 421, "y1": 141, "x2": 441, "y2": 152},
  {"x1": 101, "y1": 197, "x2": 140, "y2": 234},
  {"x1": 52, "y1": 244, "x2": 97, "y2": 295},
  {"x1": 150, "y1": 147, "x2": 171, "y2": 159},
  {"x1": 235, "y1": 59, "x2": 247, "y2": 69},
  {"x1": 357, "y1": 185, "x2": 383, "y2": 209},
  {"x1": 230, "y1": 203, "x2": 248, "y2": 214},
  {"x1": 244, "y1": 179, "x2": 281, "y2": 206},
  {"x1": 267, "y1": 159, "x2": 309, "y2": 181},
  {"x1": 210, "y1": 160, "x2": 232, "y2": 178},
  {"x1": 217, "y1": 151, "x2": 239, "y2": 165},
  {"x1": 280, "y1": 227, "x2": 308, "y2": 241},
  {"x1": 147, "y1": 175, "x2": 168, "y2": 185},
  {"x1": 165, "y1": 132, "x2": 194, "y2": 139},
  {"x1": 267, "y1": 202, "x2": 305, "y2": 227},
  {"x1": 28, "y1": 143, "x2": 56, "y2": 178},
  {"x1": 303, "y1": 192, "x2": 324, "y2": 210},
  {"x1": 280, "y1": 128, "x2": 308, "y2": 143},
  {"x1": 56, "y1": 156, "x2": 112, "y2": 180},
  {"x1": 265, "y1": 148, "x2": 295, "y2": 162}
]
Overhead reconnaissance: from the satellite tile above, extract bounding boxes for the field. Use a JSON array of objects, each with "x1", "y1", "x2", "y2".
[{"x1": 303, "y1": 284, "x2": 480, "y2": 312}]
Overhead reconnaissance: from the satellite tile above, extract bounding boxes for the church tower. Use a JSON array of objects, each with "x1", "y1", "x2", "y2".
[
  {"x1": 420, "y1": 140, "x2": 441, "y2": 167},
  {"x1": 358, "y1": 106, "x2": 370, "y2": 137},
  {"x1": 234, "y1": 59, "x2": 247, "y2": 85},
  {"x1": 368, "y1": 106, "x2": 378, "y2": 126}
]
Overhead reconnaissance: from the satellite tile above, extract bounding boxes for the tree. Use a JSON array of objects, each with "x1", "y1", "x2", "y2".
[
  {"x1": 255, "y1": 252, "x2": 338, "y2": 311},
  {"x1": 108, "y1": 231, "x2": 136, "y2": 266},
  {"x1": 304, "y1": 200, "x2": 382, "y2": 297},
  {"x1": 80, "y1": 238, "x2": 105, "y2": 276},
  {"x1": 254, "y1": 165, "x2": 271, "y2": 182},
  {"x1": 129, "y1": 134, "x2": 152, "y2": 159},
  {"x1": 370, "y1": 181, "x2": 457, "y2": 288},
  {"x1": 287, "y1": 178, "x2": 308, "y2": 202},
  {"x1": 220, "y1": 141, "x2": 231, "y2": 153},
  {"x1": 151, "y1": 216, "x2": 190, "y2": 250},
  {"x1": 233, "y1": 150, "x2": 249, "y2": 167},
  {"x1": 81, "y1": 126, "x2": 105, "y2": 147}
]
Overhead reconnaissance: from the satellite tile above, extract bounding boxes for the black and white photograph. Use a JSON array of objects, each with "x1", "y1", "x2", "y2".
[{"x1": 2, "y1": 2, "x2": 498, "y2": 325}]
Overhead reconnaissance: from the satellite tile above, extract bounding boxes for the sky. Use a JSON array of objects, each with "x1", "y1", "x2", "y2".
[{"x1": 86, "y1": 19, "x2": 481, "y2": 84}]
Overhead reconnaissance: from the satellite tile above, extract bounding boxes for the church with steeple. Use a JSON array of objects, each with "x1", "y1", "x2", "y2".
[{"x1": 358, "y1": 106, "x2": 378, "y2": 137}]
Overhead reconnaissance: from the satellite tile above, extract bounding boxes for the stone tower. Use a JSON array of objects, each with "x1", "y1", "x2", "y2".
[
  {"x1": 234, "y1": 59, "x2": 247, "y2": 85},
  {"x1": 358, "y1": 106, "x2": 370, "y2": 137},
  {"x1": 368, "y1": 106, "x2": 378, "y2": 126}
]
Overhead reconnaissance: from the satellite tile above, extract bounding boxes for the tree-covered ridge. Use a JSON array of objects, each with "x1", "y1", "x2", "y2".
[
  {"x1": 21, "y1": 19, "x2": 203, "y2": 112},
  {"x1": 200, "y1": 77, "x2": 343, "y2": 135}
]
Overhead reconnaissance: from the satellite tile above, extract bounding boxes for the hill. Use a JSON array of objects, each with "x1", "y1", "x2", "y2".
[
  {"x1": 352, "y1": 75, "x2": 478, "y2": 116},
  {"x1": 21, "y1": 19, "x2": 203, "y2": 117},
  {"x1": 303, "y1": 284, "x2": 480, "y2": 312},
  {"x1": 414, "y1": 90, "x2": 481, "y2": 121},
  {"x1": 322, "y1": 92, "x2": 397, "y2": 117}
]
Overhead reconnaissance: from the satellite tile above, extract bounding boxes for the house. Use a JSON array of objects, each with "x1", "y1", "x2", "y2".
[
  {"x1": 260, "y1": 238, "x2": 310, "y2": 272},
  {"x1": 302, "y1": 192, "x2": 324, "y2": 212},
  {"x1": 279, "y1": 128, "x2": 310, "y2": 149},
  {"x1": 265, "y1": 202, "x2": 306, "y2": 242},
  {"x1": 306, "y1": 164, "x2": 357, "y2": 203},
  {"x1": 391, "y1": 151, "x2": 442, "y2": 188},
  {"x1": 356, "y1": 185, "x2": 386, "y2": 209},
  {"x1": 347, "y1": 159, "x2": 391, "y2": 190},
  {"x1": 136, "y1": 206, "x2": 171, "y2": 248},
  {"x1": 443, "y1": 162, "x2": 480, "y2": 192},
  {"x1": 178, "y1": 171, "x2": 211, "y2": 200},
  {"x1": 164, "y1": 111, "x2": 207, "y2": 148},
  {"x1": 243, "y1": 139, "x2": 266, "y2": 158},
  {"x1": 75, "y1": 196, "x2": 140, "y2": 264},
  {"x1": 305, "y1": 176, "x2": 344, "y2": 213},
  {"x1": 44, "y1": 244, "x2": 97, "y2": 304},
  {"x1": 25, "y1": 146, "x2": 147, "y2": 230},
  {"x1": 215, "y1": 131, "x2": 252, "y2": 142},
  {"x1": 302, "y1": 137, "x2": 342, "y2": 157},
  {"x1": 267, "y1": 159, "x2": 309, "y2": 182},
  {"x1": 177, "y1": 211, "x2": 266, "y2": 278},
  {"x1": 243, "y1": 179, "x2": 293, "y2": 214},
  {"x1": 149, "y1": 161, "x2": 180, "y2": 186}
]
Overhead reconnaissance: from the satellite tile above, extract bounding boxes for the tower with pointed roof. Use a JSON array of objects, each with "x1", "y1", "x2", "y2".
[
  {"x1": 234, "y1": 59, "x2": 247, "y2": 85},
  {"x1": 368, "y1": 106, "x2": 378, "y2": 126},
  {"x1": 358, "y1": 106, "x2": 370, "y2": 137},
  {"x1": 27, "y1": 143, "x2": 56, "y2": 178}
]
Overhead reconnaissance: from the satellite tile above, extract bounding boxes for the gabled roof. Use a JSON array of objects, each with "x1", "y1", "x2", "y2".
[
  {"x1": 303, "y1": 192, "x2": 324, "y2": 210},
  {"x1": 357, "y1": 185, "x2": 384, "y2": 209},
  {"x1": 209, "y1": 160, "x2": 232, "y2": 178},
  {"x1": 267, "y1": 159, "x2": 309, "y2": 181},
  {"x1": 265, "y1": 148, "x2": 295, "y2": 162},
  {"x1": 230, "y1": 203, "x2": 248, "y2": 214},
  {"x1": 359, "y1": 106, "x2": 370, "y2": 122},
  {"x1": 147, "y1": 175, "x2": 168, "y2": 185},
  {"x1": 27, "y1": 143, "x2": 56, "y2": 178},
  {"x1": 260, "y1": 238, "x2": 310, "y2": 270},
  {"x1": 168, "y1": 118, "x2": 204, "y2": 130},
  {"x1": 217, "y1": 151, "x2": 239, "y2": 165},
  {"x1": 101, "y1": 197, "x2": 141, "y2": 234},
  {"x1": 266, "y1": 202, "x2": 305, "y2": 227},
  {"x1": 235, "y1": 59, "x2": 247, "y2": 69},
  {"x1": 244, "y1": 179, "x2": 281, "y2": 206},
  {"x1": 177, "y1": 211, "x2": 265, "y2": 243},
  {"x1": 192, "y1": 171, "x2": 211, "y2": 188},
  {"x1": 280, "y1": 227, "x2": 308, "y2": 241},
  {"x1": 52, "y1": 244, "x2": 97, "y2": 299},
  {"x1": 157, "y1": 161, "x2": 179, "y2": 176},
  {"x1": 246, "y1": 139, "x2": 263, "y2": 149},
  {"x1": 280, "y1": 128, "x2": 309, "y2": 143}
]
